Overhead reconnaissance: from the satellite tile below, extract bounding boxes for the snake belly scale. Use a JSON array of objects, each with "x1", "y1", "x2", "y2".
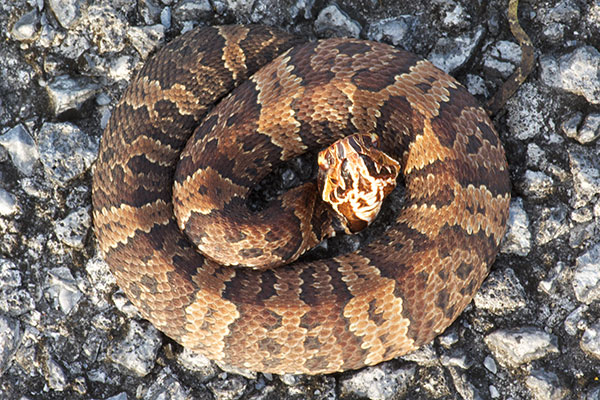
[{"x1": 92, "y1": 25, "x2": 511, "y2": 374}]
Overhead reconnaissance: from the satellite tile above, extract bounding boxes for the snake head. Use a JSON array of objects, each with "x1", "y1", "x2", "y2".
[{"x1": 317, "y1": 133, "x2": 401, "y2": 233}]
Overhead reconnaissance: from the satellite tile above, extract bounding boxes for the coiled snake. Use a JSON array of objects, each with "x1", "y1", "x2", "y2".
[{"x1": 92, "y1": 18, "x2": 525, "y2": 374}]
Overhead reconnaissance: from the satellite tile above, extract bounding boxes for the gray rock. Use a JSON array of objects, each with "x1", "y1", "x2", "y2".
[
  {"x1": 289, "y1": 0, "x2": 315, "y2": 20},
  {"x1": 539, "y1": 262, "x2": 568, "y2": 296},
  {"x1": 138, "y1": 0, "x2": 163, "y2": 25},
  {"x1": 144, "y1": 367, "x2": 193, "y2": 400},
  {"x1": 0, "y1": 188, "x2": 18, "y2": 216},
  {"x1": 85, "y1": 254, "x2": 116, "y2": 310},
  {"x1": 127, "y1": 25, "x2": 166, "y2": 59},
  {"x1": 428, "y1": 28, "x2": 484, "y2": 74},
  {"x1": 84, "y1": 5, "x2": 128, "y2": 54},
  {"x1": 564, "y1": 305, "x2": 588, "y2": 336},
  {"x1": 0, "y1": 314, "x2": 22, "y2": 376},
  {"x1": 540, "y1": 46, "x2": 600, "y2": 105},
  {"x1": 572, "y1": 242, "x2": 600, "y2": 304},
  {"x1": 526, "y1": 143, "x2": 548, "y2": 169},
  {"x1": 207, "y1": 373, "x2": 248, "y2": 400},
  {"x1": 575, "y1": 113, "x2": 600, "y2": 144},
  {"x1": 534, "y1": 205, "x2": 569, "y2": 246},
  {"x1": 46, "y1": 75, "x2": 101, "y2": 116},
  {"x1": 172, "y1": 0, "x2": 213, "y2": 24},
  {"x1": 315, "y1": 4, "x2": 361, "y2": 38},
  {"x1": 448, "y1": 367, "x2": 482, "y2": 400},
  {"x1": 37, "y1": 122, "x2": 98, "y2": 185},
  {"x1": 580, "y1": 320, "x2": 600, "y2": 360},
  {"x1": 465, "y1": 74, "x2": 488, "y2": 96},
  {"x1": 501, "y1": 198, "x2": 531, "y2": 256},
  {"x1": 522, "y1": 170, "x2": 555, "y2": 199},
  {"x1": 53, "y1": 207, "x2": 91, "y2": 249},
  {"x1": 177, "y1": 348, "x2": 218, "y2": 380},
  {"x1": 161, "y1": 7, "x2": 172, "y2": 29},
  {"x1": 367, "y1": 17, "x2": 416, "y2": 47},
  {"x1": 547, "y1": 0, "x2": 580, "y2": 24},
  {"x1": 0, "y1": 124, "x2": 39, "y2": 176},
  {"x1": 222, "y1": 0, "x2": 255, "y2": 16},
  {"x1": 525, "y1": 369, "x2": 569, "y2": 400},
  {"x1": 339, "y1": 364, "x2": 416, "y2": 400},
  {"x1": 108, "y1": 320, "x2": 162, "y2": 377},
  {"x1": 48, "y1": 0, "x2": 82, "y2": 28},
  {"x1": 483, "y1": 356, "x2": 497, "y2": 374},
  {"x1": 568, "y1": 145, "x2": 600, "y2": 208},
  {"x1": 484, "y1": 328, "x2": 559, "y2": 368},
  {"x1": 506, "y1": 83, "x2": 550, "y2": 141},
  {"x1": 440, "y1": 351, "x2": 472, "y2": 370},
  {"x1": 474, "y1": 267, "x2": 527, "y2": 313},
  {"x1": 45, "y1": 357, "x2": 68, "y2": 391},
  {"x1": 46, "y1": 267, "x2": 83, "y2": 315},
  {"x1": 441, "y1": 2, "x2": 470, "y2": 29},
  {"x1": 561, "y1": 112, "x2": 582, "y2": 139},
  {"x1": 11, "y1": 9, "x2": 40, "y2": 42},
  {"x1": 484, "y1": 40, "x2": 523, "y2": 79}
]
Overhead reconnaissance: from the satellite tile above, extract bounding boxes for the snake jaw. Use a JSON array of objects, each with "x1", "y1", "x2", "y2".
[{"x1": 318, "y1": 133, "x2": 401, "y2": 233}]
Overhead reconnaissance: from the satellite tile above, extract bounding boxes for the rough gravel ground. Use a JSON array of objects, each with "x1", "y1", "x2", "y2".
[{"x1": 1, "y1": 0, "x2": 600, "y2": 399}]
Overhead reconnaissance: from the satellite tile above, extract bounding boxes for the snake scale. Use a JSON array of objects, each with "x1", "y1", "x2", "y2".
[{"x1": 92, "y1": 22, "x2": 515, "y2": 374}]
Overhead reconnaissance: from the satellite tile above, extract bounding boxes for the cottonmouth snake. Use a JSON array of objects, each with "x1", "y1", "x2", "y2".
[{"x1": 92, "y1": 18, "x2": 524, "y2": 374}]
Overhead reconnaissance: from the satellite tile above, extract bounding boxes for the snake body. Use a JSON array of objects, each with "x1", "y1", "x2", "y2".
[{"x1": 92, "y1": 25, "x2": 511, "y2": 374}]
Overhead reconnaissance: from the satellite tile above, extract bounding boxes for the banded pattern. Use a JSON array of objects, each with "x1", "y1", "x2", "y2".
[{"x1": 92, "y1": 25, "x2": 511, "y2": 374}]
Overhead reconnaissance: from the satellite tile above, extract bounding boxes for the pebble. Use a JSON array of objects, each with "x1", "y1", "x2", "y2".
[
  {"x1": 484, "y1": 328, "x2": 559, "y2": 368},
  {"x1": 48, "y1": 0, "x2": 82, "y2": 28},
  {"x1": 525, "y1": 369, "x2": 569, "y2": 400},
  {"x1": 53, "y1": 207, "x2": 91, "y2": 249},
  {"x1": 339, "y1": 364, "x2": 416, "y2": 400},
  {"x1": 564, "y1": 305, "x2": 588, "y2": 336},
  {"x1": 0, "y1": 188, "x2": 18, "y2": 216},
  {"x1": 521, "y1": 170, "x2": 555, "y2": 199},
  {"x1": 315, "y1": 4, "x2": 361, "y2": 38},
  {"x1": 138, "y1": 0, "x2": 162, "y2": 25},
  {"x1": 501, "y1": 198, "x2": 531, "y2": 256},
  {"x1": 45, "y1": 357, "x2": 68, "y2": 391},
  {"x1": 568, "y1": 145, "x2": 600, "y2": 208},
  {"x1": 144, "y1": 367, "x2": 193, "y2": 400},
  {"x1": 576, "y1": 328, "x2": 600, "y2": 370},
  {"x1": 206, "y1": 373, "x2": 248, "y2": 400},
  {"x1": 448, "y1": 367, "x2": 481, "y2": 400},
  {"x1": 107, "y1": 320, "x2": 162, "y2": 377},
  {"x1": 574, "y1": 113, "x2": 600, "y2": 144},
  {"x1": 45, "y1": 75, "x2": 101, "y2": 116},
  {"x1": 0, "y1": 124, "x2": 39, "y2": 176},
  {"x1": 172, "y1": 0, "x2": 213, "y2": 24},
  {"x1": 534, "y1": 205, "x2": 569, "y2": 246},
  {"x1": 484, "y1": 40, "x2": 523, "y2": 79},
  {"x1": 506, "y1": 83, "x2": 548, "y2": 140},
  {"x1": 428, "y1": 28, "x2": 484, "y2": 73},
  {"x1": 0, "y1": 314, "x2": 22, "y2": 376},
  {"x1": 483, "y1": 356, "x2": 497, "y2": 374},
  {"x1": 561, "y1": 112, "x2": 582, "y2": 140},
  {"x1": 176, "y1": 348, "x2": 218, "y2": 380},
  {"x1": 367, "y1": 17, "x2": 416, "y2": 47},
  {"x1": 85, "y1": 254, "x2": 116, "y2": 310},
  {"x1": 127, "y1": 25, "x2": 166, "y2": 59},
  {"x1": 474, "y1": 267, "x2": 527, "y2": 313},
  {"x1": 85, "y1": 5, "x2": 129, "y2": 54},
  {"x1": 46, "y1": 267, "x2": 83, "y2": 315},
  {"x1": 540, "y1": 46, "x2": 600, "y2": 105},
  {"x1": 572, "y1": 242, "x2": 600, "y2": 304},
  {"x1": 37, "y1": 122, "x2": 98, "y2": 186},
  {"x1": 10, "y1": 9, "x2": 40, "y2": 42}
]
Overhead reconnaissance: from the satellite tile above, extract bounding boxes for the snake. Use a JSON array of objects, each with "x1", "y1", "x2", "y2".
[{"x1": 92, "y1": 11, "x2": 531, "y2": 373}]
